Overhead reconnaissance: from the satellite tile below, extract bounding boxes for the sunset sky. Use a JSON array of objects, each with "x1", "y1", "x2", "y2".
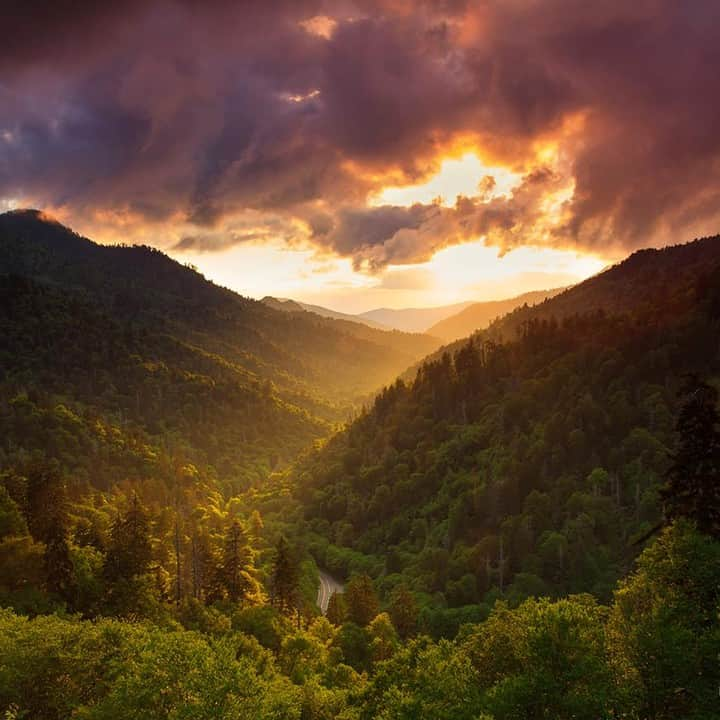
[{"x1": 3, "y1": 1, "x2": 719, "y2": 312}]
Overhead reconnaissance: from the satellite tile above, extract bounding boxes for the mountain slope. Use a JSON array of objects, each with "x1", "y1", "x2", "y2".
[
  {"x1": 427, "y1": 288, "x2": 566, "y2": 342},
  {"x1": 0, "y1": 209, "x2": 439, "y2": 489},
  {"x1": 295, "y1": 233, "x2": 720, "y2": 627},
  {"x1": 406, "y1": 236, "x2": 720, "y2": 377},
  {"x1": 0, "y1": 210, "x2": 439, "y2": 407},
  {"x1": 262, "y1": 296, "x2": 390, "y2": 330},
  {"x1": 358, "y1": 301, "x2": 474, "y2": 333},
  {"x1": 0, "y1": 274, "x2": 325, "y2": 490}
]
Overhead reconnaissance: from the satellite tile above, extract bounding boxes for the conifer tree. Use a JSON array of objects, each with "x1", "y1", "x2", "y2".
[
  {"x1": 24, "y1": 462, "x2": 75, "y2": 604},
  {"x1": 44, "y1": 516, "x2": 75, "y2": 603},
  {"x1": 216, "y1": 520, "x2": 255, "y2": 603},
  {"x1": 388, "y1": 584, "x2": 418, "y2": 639},
  {"x1": 326, "y1": 591, "x2": 347, "y2": 626},
  {"x1": 345, "y1": 574, "x2": 380, "y2": 626},
  {"x1": 104, "y1": 494, "x2": 153, "y2": 582},
  {"x1": 270, "y1": 536, "x2": 299, "y2": 615},
  {"x1": 662, "y1": 376, "x2": 720, "y2": 537}
]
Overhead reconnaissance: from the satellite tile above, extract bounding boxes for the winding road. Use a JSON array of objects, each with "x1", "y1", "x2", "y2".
[{"x1": 316, "y1": 569, "x2": 344, "y2": 614}]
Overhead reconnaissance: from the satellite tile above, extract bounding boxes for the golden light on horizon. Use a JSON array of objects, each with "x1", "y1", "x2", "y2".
[
  {"x1": 426, "y1": 240, "x2": 608, "y2": 296},
  {"x1": 176, "y1": 232, "x2": 612, "y2": 315}
]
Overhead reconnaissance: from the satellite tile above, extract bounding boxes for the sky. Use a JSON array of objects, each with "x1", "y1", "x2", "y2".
[{"x1": 2, "y1": 1, "x2": 719, "y2": 313}]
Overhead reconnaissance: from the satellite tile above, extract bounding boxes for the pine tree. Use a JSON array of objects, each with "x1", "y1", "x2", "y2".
[
  {"x1": 345, "y1": 574, "x2": 380, "y2": 626},
  {"x1": 388, "y1": 584, "x2": 418, "y2": 639},
  {"x1": 24, "y1": 462, "x2": 75, "y2": 604},
  {"x1": 326, "y1": 591, "x2": 347, "y2": 626},
  {"x1": 44, "y1": 516, "x2": 75, "y2": 603},
  {"x1": 270, "y1": 536, "x2": 300, "y2": 615},
  {"x1": 662, "y1": 376, "x2": 720, "y2": 537},
  {"x1": 216, "y1": 521, "x2": 255, "y2": 603},
  {"x1": 24, "y1": 462, "x2": 65, "y2": 543},
  {"x1": 104, "y1": 494, "x2": 153, "y2": 582}
]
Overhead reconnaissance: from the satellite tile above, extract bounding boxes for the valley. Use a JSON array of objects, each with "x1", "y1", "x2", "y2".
[
  {"x1": 3, "y1": 3, "x2": 720, "y2": 716},
  {"x1": 1, "y1": 213, "x2": 719, "y2": 719}
]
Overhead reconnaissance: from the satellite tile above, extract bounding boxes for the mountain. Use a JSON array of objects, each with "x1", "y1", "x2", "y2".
[
  {"x1": 427, "y1": 288, "x2": 566, "y2": 342},
  {"x1": 0, "y1": 209, "x2": 439, "y2": 489},
  {"x1": 408, "y1": 237, "x2": 720, "y2": 376},
  {"x1": 357, "y1": 301, "x2": 475, "y2": 333},
  {"x1": 261, "y1": 296, "x2": 390, "y2": 330},
  {"x1": 1, "y1": 215, "x2": 718, "y2": 720},
  {"x1": 295, "y1": 233, "x2": 720, "y2": 632}
]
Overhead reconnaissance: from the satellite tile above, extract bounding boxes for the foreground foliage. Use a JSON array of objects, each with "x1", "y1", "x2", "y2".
[{"x1": 1, "y1": 523, "x2": 717, "y2": 719}]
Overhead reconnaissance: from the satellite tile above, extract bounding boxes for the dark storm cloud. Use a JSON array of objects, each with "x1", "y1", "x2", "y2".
[
  {"x1": 2, "y1": 0, "x2": 720, "y2": 266},
  {"x1": 321, "y1": 205, "x2": 431, "y2": 257},
  {"x1": 172, "y1": 212, "x2": 302, "y2": 253}
]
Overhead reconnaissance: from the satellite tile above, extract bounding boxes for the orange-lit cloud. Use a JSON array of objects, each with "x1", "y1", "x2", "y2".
[{"x1": 2, "y1": 0, "x2": 720, "y2": 306}]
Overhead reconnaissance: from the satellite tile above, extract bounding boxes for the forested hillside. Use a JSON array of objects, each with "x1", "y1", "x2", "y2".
[
  {"x1": 0, "y1": 210, "x2": 439, "y2": 411},
  {"x1": 1, "y1": 215, "x2": 719, "y2": 719},
  {"x1": 0, "y1": 210, "x2": 440, "y2": 489},
  {"x1": 417, "y1": 236, "x2": 720, "y2": 370},
  {"x1": 297, "y1": 234, "x2": 720, "y2": 633}
]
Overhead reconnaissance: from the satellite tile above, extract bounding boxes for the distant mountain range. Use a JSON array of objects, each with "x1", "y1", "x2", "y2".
[
  {"x1": 261, "y1": 296, "x2": 389, "y2": 330},
  {"x1": 357, "y1": 302, "x2": 475, "y2": 333},
  {"x1": 263, "y1": 296, "x2": 477, "y2": 334},
  {"x1": 265, "y1": 290, "x2": 571, "y2": 340},
  {"x1": 426, "y1": 288, "x2": 567, "y2": 342}
]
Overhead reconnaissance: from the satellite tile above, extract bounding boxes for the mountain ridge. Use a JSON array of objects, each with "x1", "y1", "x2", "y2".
[
  {"x1": 261, "y1": 296, "x2": 391, "y2": 330},
  {"x1": 357, "y1": 301, "x2": 475, "y2": 333},
  {"x1": 427, "y1": 287, "x2": 567, "y2": 342},
  {"x1": 0, "y1": 209, "x2": 440, "y2": 489},
  {"x1": 0, "y1": 209, "x2": 440, "y2": 408},
  {"x1": 295, "y1": 231, "x2": 720, "y2": 627}
]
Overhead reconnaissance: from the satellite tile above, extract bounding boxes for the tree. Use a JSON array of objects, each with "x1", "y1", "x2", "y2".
[
  {"x1": 388, "y1": 584, "x2": 418, "y2": 639},
  {"x1": 24, "y1": 462, "x2": 65, "y2": 545},
  {"x1": 104, "y1": 494, "x2": 153, "y2": 583},
  {"x1": 248, "y1": 510, "x2": 264, "y2": 540},
  {"x1": 270, "y1": 536, "x2": 300, "y2": 615},
  {"x1": 24, "y1": 463, "x2": 75, "y2": 604},
  {"x1": 662, "y1": 376, "x2": 720, "y2": 537},
  {"x1": 0, "y1": 486, "x2": 26, "y2": 539},
  {"x1": 463, "y1": 596, "x2": 620, "y2": 720},
  {"x1": 344, "y1": 574, "x2": 379, "y2": 627},
  {"x1": 334, "y1": 622, "x2": 371, "y2": 672},
  {"x1": 368, "y1": 612, "x2": 398, "y2": 662},
  {"x1": 326, "y1": 591, "x2": 347, "y2": 626},
  {"x1": 608, "y1": 521, "x2": 720, "y2": 719},
  {"x1": 216, "y1": 520, "x2": 256, "y2": 603},
  {"x1": 44, "y1": 521, "x2": 75, "y2": 603}
]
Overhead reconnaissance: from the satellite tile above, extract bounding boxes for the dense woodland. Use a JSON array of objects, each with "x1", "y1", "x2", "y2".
[
  {"x1": 298, "y1": 237, "x2": 720, "y2": 632},
  {"x1": 0, "y1": 211, "x2": 719, "y2": 719}
]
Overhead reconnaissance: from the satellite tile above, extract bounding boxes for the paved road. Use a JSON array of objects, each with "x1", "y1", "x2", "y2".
[{"x1": 317, "y1": 569, "x2": 344, "y2": 614}]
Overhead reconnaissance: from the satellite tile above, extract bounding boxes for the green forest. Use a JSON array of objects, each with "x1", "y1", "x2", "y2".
[{"x1": 1, "y1": 211, "x2": 719, "y2": 719}]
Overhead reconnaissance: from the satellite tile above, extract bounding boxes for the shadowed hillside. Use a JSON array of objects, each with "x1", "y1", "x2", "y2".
[{"x1": 296, "y1": 233, "x2": 720, "y2": 634}]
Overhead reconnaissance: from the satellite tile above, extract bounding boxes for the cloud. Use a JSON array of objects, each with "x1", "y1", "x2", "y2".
[
  {"x1": 1, "y1": 0, "x2": 720, "y2": 268},
  {"x1": 304, "y1": 168, "x2": 566, "y2": 270},
  {"x1": 171, "y1": 211, "x2": 304, "y2": 253}
]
